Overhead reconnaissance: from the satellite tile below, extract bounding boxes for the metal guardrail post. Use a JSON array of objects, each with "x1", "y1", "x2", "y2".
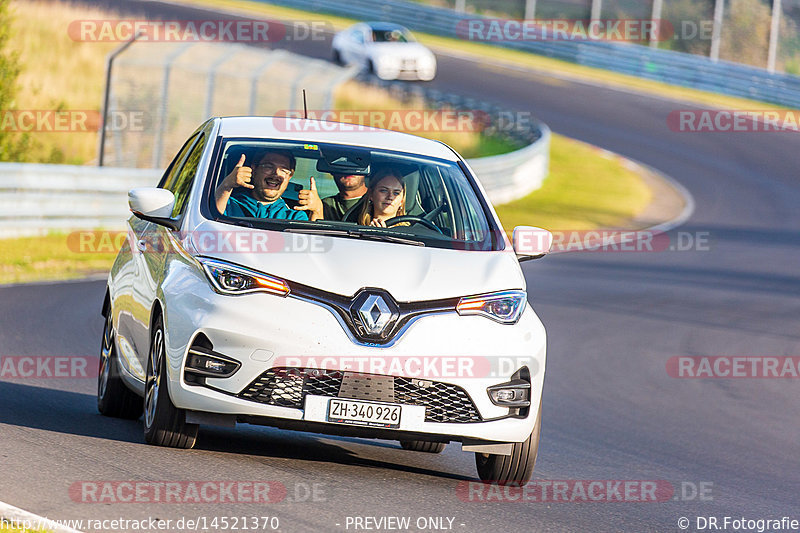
[
  {"x1": 710, "y1": 0, "x2": 724, "y2": 62},
  {"x1": 205, "y1": 49, "x2": 238, "y2": 120},
  {"x1": 590, "y1": 0, "x2": 602, "y2": 22},
  {"x1": 98, "y1": 32, "x2": 144, "y2": 167},
  {"x1": 249, "y1": 50, "x2": 289, "y2": 115},
  {"x1": 768, "y1": 0, "x2": 782, "y2": 74},
  {"x1": 649, "y1": 0, "x2": 663, "y2": 49},
  {"x1": 152, "y1": 43, "x2": 195, "y2": 169},
  {"x1": 524, "y1": 0, "x2": 537, "y2": 21},
  {"x1": 323, "y1": 65, "x2": 362, "y2": 111}
]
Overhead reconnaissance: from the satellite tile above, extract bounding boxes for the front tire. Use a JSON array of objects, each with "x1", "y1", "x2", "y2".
[
  {"x1": 143, "y1": 315, "x2": 198, "y2": 448},
  {"x1": 475, "y1": 401, "x2": 541, "y2": 485},
  {"x1": 97, "y1": 310, "x2": 143, "y2": 419},
  {"x1": 400, "y1": 440, "x2": 446, "y2": 453}
]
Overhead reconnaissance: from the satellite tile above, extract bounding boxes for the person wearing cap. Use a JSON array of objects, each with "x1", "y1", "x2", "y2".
[{"x1": 318, "y1": 172, "x2": 368, "y2": 221}]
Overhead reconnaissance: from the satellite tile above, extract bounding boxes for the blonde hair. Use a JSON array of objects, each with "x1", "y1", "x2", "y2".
[{"x1": 358, "y1": 168, "x2": 406, "y2": 226}]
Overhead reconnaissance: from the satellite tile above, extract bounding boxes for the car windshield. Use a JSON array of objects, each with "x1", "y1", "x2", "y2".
[
  {"x1": 208, "y1": 139, "x2": 501, "y2": 251},
  {"x1": 371, "y1": 27, "x2": 414, "y2": 43}
]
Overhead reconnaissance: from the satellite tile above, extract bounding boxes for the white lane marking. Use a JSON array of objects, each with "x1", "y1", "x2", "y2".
[{"x1": 0, "y1": 500, "x2": 85, "y2": 533}]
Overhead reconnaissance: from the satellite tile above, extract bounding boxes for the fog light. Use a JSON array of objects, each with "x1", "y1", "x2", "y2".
[
  {"x1": 185, "y1": 349, "x2": 241, "y2": 378},
  {"x1": 494, "y1": 389, "x2": 520, "y2": 402},
  {"x1": 487, "y1": 379, "x2": 531, "y2": 407}
]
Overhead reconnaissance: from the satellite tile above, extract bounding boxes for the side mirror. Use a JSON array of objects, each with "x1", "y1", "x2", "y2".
[
  {"x1": 128, "y1": 187, "x2": 179, "y2": 230},
  {"x1": 512, "y1": 226, "x2": 552, "y2": 262}
]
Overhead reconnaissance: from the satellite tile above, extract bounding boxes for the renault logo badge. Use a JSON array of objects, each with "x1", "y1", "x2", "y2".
[{"x1": 358, "y1": 294, "x2": 392, "y2": 335}]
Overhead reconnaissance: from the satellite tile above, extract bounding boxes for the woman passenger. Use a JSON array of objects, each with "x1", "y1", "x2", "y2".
[{"x1": 358, "y1": 167, "x2": 407, "y2": 227}]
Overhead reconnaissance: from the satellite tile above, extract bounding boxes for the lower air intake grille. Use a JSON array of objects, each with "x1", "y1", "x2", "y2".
[{"x1": 238, "y1": 367, "x2": 482, "y2": 423}]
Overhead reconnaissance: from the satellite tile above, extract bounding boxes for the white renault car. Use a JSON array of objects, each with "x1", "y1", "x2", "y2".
[
  {"x1": 98, "y1": 116, "x2": 551, "y2": 484},
  {"x1": 332, "y1": 22, "x2": 437, "y2": 81}
]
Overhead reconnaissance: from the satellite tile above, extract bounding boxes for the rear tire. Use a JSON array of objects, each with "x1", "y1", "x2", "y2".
[
  {"x1": 475, "y1": 401, "x2": 541, "y2": 485},
  {"x1": 143, "y1": 315, "x2": 198, "y2": 448},
  {"x1": 332, "y1": 48, "x2": 342, "y2": 65},
  {"x1": 97, "y1": 310, "x2": 143, "y2": 420},
  {"x1": 400, "y1": 440, "x2": 446, "y2": 453}
]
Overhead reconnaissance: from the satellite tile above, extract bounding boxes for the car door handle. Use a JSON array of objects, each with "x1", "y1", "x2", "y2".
[{"x1": 137, "y1": 239, "x2": 147, "y2": 252}]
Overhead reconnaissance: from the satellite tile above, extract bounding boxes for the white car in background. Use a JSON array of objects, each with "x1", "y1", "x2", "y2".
[
  {"x1": 332, "y1": 22, "x2": 437, "y2": 81},
  {"x1": 98, "y1": 116, "x2": 551, "y2": 484}
]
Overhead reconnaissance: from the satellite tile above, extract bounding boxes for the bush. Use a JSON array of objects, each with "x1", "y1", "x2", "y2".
[{"x1": 0, "y1": 0, "x2": 29, "y2": 161}]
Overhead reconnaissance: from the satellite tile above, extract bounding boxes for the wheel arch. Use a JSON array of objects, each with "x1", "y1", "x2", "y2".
[{"x1": 101, "y1": 288, "x2": 111, "y2": 318}]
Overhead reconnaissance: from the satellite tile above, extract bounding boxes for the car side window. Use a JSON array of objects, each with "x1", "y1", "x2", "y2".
[
  {"x1": 166, "y1": 134, "x2": 205, "y2": 219},
  {"x1": 159, "y1": 133, "x2": 199, "y2": 190}
]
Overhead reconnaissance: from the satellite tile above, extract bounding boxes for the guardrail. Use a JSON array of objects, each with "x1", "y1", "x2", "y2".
[
  {"x1": 0, "y1": 119, "x2": 550, "y2": 238},
  {"x1": 0, "y1": 164, "x2": 159, "y2": 238},
  {"x1": 266, "y1": 0, "x2": 800, "y2": 108}
]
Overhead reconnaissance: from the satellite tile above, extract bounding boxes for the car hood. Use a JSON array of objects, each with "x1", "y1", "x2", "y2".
[
  {"x1": 185, "y1": 220, "x2": 524, "y2": 301},
  {"x1": 369, "y1": 42, "x2": 433, "y2": 60}
]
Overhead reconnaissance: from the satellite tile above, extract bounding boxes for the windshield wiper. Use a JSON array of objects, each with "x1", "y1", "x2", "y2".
[
  {"x1": 285, "y1": 227, "x2": 425, "y2": 246},
  {"x1": 355, "y1": 232, "x2": 425, "y2": 246}
]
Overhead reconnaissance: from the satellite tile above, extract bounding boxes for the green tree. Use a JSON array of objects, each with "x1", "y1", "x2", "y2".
[
  {"x1": 719, "y1": 0, "x2": 772, "y2": 67},
  {"x1": 662, "y1": 0, "x2": 714, "y2": 55},
  {"x1": 0, "y1": 0, "x2": 29, "y2": 161}
]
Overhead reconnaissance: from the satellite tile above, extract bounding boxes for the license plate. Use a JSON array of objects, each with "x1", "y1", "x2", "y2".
[{"x1": 327, "y1": 398, "x2": 402, "y2": 428}]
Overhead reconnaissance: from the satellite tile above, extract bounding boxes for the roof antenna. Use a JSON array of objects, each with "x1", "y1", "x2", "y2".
[{"x1": 302, "y1": 89, "x2": 308, "y2": 119}]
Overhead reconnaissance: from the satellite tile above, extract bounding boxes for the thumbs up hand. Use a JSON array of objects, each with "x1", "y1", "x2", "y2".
[
  {"x1": 222, "y1": 154, "x2": 254, "y2": 191},
  {"x1": 295, "y1": 176, "x2": 323, "y2": 221}
]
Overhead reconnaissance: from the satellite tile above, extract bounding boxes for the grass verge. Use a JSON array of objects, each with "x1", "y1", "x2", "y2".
[
  {"x1": 8, "y1": 0, "x2": 116, "y2": 163},
  {"x1": 493, "y1": 133, "x2": 652, "y2": 231},
  {"x1": 0, "y1": 233, "x2": 117, "y2": 285},
  {"x1": 0, "y1": 521, "x2": 49, "y2": 533}
]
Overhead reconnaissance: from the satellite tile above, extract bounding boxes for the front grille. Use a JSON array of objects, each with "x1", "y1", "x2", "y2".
[
  {"x1": 239, "y1": 368, "x2": 343, "y2": 407},
  {"x1": 238, "y1": 367, "x2": 482, "y2": 423}
]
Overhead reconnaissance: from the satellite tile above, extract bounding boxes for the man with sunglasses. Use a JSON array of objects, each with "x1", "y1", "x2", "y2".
[{"x1": 215, "y1": 150, "x2": 321, "y2": 221}]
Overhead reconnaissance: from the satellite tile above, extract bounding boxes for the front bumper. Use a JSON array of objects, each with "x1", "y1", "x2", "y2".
[{"x1": 162, "y1": 270, "x2": 545, "y2": 443}]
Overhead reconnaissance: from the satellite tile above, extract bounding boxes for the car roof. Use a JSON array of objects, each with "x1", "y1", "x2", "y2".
[
  {"x1": 365, "y1": 22, "x2": 410, "y2": 32},
  {"x1": 215, "y1": 116, "x2": 459, "y2": 161}
]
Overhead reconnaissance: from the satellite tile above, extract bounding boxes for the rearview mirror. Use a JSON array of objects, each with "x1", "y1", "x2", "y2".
[
  {"x1": 128, "y1": 187, "x2": 179, "y2": 230},
  {"x1": 512, "y1": 226, "x2": 552, "y2": 261},
  {"x1": 316, "y1": 145, "x2": 371, "y2": 175}
]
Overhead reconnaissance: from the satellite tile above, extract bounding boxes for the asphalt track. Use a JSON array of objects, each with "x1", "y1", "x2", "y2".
[{"x1": 1, "y1": 1, "x2": 799, "y2": 532}]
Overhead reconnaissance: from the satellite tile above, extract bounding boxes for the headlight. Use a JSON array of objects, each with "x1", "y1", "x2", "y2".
[
  {"x1": 456, "y1": 290, "x2": 526, "y2": 324},
  {"x1": 198, "y1": 257, "x2": 290, "y2": 297}
]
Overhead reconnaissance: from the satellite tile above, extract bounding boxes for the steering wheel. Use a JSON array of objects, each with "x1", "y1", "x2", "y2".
[{"x1": 385, "y1": 215, "x2": 443, "y2": 234}]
